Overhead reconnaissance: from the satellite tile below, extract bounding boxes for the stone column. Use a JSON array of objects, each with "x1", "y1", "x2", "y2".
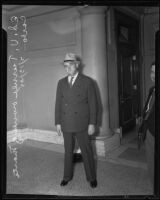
[{"x1": 79, "y1": 6, "x2": 120, "y2": 157}]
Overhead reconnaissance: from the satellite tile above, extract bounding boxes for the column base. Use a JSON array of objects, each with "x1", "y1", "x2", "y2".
[
  {"x1": 7, "y1": 128, "x2": 121, "y2": 159},
  {"x1": 91, "y1": 131, "x2": 121, "y2": 158}
]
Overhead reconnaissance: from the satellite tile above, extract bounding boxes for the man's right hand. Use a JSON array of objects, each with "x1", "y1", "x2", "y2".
[{"x1": 56, "y1": 124, "x2": 63, "y2": 136}]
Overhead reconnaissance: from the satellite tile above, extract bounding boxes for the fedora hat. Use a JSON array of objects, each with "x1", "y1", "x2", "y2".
[{"x1": 63, "y1": 53, "x2": 78, "y2": 62}]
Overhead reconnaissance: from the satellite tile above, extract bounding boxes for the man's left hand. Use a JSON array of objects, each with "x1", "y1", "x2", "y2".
[{"x1": 88, "y1": 124, "x2": 95, "y2": 135}]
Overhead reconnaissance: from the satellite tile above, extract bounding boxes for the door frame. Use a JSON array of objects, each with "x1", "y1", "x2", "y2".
[{"x1": 114, "y1": 9, "x2": 141, "y2": 134}]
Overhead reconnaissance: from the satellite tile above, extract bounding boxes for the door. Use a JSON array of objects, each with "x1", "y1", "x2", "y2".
[{"x1": 115, "y1": 11, "x2": 141, "y2": 133}]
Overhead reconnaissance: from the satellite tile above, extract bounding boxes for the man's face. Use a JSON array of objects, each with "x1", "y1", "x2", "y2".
[
  {"x1": 64, "y1": 61, "x2": 78, "y2": 76},
  {"x1": 150, "y1": 64, "x2": 155, "y2": 83}
]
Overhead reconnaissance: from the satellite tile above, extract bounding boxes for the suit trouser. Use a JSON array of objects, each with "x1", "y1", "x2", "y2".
[
  {"x1": 62, "y1": 130, "x2": 96, "y2": 182},
  {"x1": 145, "y1": 129, "x2": 155, "y2": 189}
]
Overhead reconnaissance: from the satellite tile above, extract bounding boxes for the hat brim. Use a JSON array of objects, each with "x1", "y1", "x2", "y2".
[
  {"x1": 64, "y1": 59, "x2": 77, "y2": 62},
  {"x1": 63, "y1": 60, "x2": 80, "y2": 63}
]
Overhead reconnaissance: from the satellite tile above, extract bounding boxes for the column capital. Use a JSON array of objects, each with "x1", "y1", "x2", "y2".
[{"x1": 77, "y1": 6, "x2": 108, "y2": 16}]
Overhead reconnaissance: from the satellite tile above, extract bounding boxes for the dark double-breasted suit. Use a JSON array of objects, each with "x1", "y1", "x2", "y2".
[
  {"x1": 143, "y1": 86, "x2": 155, "y2": 186},
  {"x1": 55, "y1": 73, "x2": 97, "y2": 181},
  {"x1": 142, "y1": 86, "x2": 155, "y2": 136}
]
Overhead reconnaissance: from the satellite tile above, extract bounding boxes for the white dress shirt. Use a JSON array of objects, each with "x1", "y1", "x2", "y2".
[{"x1": 68, "y1": 72, "x2": 78, "y2": 86}]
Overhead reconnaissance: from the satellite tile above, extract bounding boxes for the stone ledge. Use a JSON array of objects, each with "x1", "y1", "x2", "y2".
[
  {"x1": 7, "y1": 128, "x2": 64, "y2": 145},
  {"x1": 7, "y1": 128, "x2": 121, "y2": 158}
]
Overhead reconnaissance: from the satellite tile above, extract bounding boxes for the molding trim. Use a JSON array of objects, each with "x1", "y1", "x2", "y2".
[
  {"x1": 78, "y1": 6, "x2": 107, "y2": 16},
  {"x1": 2, "y1": 6, "x2": 72, "y2": 16}
]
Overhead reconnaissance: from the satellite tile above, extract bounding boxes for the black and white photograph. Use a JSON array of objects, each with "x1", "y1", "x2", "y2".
[{"x1": 2, "y1": 2, "x2": 159, "y2": 198}]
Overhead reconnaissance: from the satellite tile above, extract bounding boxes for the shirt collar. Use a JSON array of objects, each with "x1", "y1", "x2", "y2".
[{"x1": 68, "y1": 72, "x2": 78, "y2": 81}]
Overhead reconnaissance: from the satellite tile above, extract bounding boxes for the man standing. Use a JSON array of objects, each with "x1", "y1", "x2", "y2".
[
  {"x1": 55, "y1": 53, "x2": 97, "y2": 188},
  {"x1": 138, "y1": 62, "x2": 155, "y2": 189},
  {"x1": 144, "y1": 62, "x2": 155, "y2": 189}
]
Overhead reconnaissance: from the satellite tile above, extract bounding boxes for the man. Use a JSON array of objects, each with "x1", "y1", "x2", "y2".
[
  {"x1": 139, "y1": 62, "x2": 155, "y2": 189},
  {"x1": 55, "y1": 53, "x2": 97, "y2": 188}
]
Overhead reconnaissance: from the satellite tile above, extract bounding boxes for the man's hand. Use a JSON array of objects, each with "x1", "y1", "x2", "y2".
[
  {"x1": 56, "y1": 124, "x2": 63, "y2": 136},
  {"x1": 88, "y1": 124, "x2": 95, "y2": 135}
]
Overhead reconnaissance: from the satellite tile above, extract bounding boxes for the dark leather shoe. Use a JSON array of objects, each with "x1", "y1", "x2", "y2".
[
  {"x1": 73, "y1": 153, "x2": 83, "y2": 163},
  {"x1": 90, "y1": 180, "x2": 97, "y2": 188},
  {"x1": 60, "y1": 180, "x2": 69, "y2": 186}
]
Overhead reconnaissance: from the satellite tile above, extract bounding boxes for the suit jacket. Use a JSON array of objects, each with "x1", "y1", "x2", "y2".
[
  {"x1": 55, "y1": 73, "x2": 97, "y2": 132},
  {"x1": 142, "y1": 86, "x2": 155, "y2": 136}
]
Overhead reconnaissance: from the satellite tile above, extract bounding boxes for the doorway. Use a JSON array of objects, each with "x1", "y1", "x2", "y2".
[{"x1": 115, "y1": 10, "x2": 141, "y2": 134}]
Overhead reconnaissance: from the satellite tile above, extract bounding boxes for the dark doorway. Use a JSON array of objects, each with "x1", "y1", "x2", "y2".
[{"x1": 115, "y1": 10, "x2": 141, "y2": 134}]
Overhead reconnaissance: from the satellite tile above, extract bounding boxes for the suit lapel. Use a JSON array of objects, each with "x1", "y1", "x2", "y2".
[
  {"x1": 72, "y1": 73, "x2": 83, "y2": 89},
  {"x1": 143, "y1": 86, "x2": 155, "y2": 118},
  {"x1": 62, "y1": 76, "x2": 70, "y2": 90},
  {"x1": 62, "y1": 74, "x2": 84, "y2": 93}
]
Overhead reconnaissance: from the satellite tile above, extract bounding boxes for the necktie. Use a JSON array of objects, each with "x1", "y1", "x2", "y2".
[{"x1": 69, "y1": 76, "x2": 74, "y2": 88}]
